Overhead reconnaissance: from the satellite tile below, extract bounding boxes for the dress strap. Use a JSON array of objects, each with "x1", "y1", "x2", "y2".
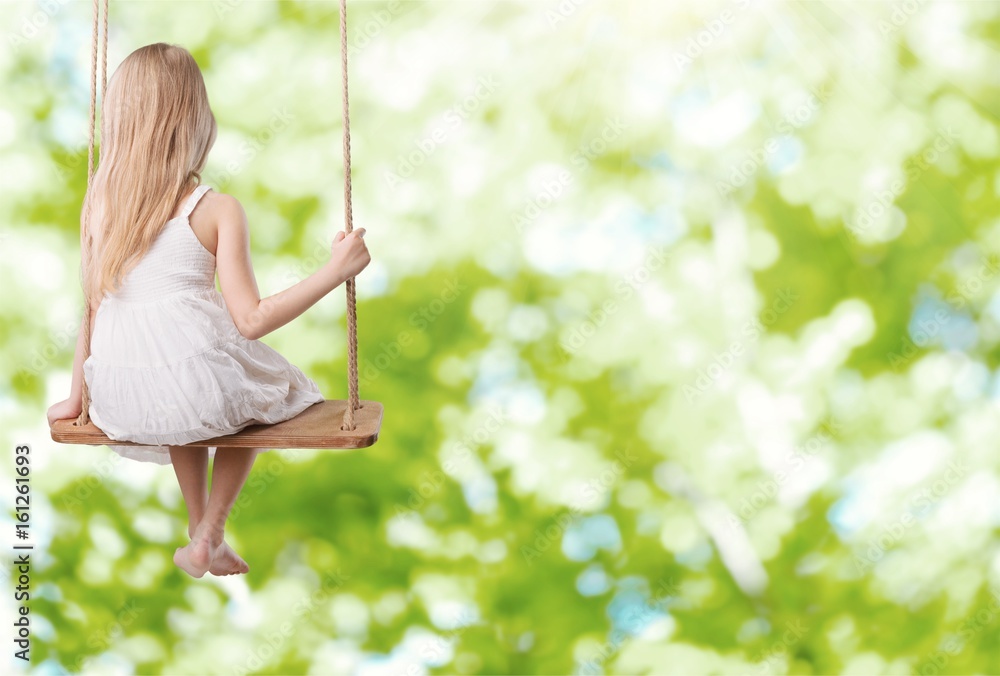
[{"x1": 178, "y1": 184, "x2": 212, "y2": 220}]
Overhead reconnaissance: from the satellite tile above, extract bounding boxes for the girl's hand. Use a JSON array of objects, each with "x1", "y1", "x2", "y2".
[
  {"x1": 47, "y1": 398, "x2": 82, "y2": 426},
  {"x1": 329, "y1": 228, "x2": 371, "y2": 280}
]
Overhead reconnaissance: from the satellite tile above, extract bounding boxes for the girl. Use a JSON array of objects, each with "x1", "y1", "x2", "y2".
[{"x1": 46, "y1": 43, "x2": 371, "y2": 579}]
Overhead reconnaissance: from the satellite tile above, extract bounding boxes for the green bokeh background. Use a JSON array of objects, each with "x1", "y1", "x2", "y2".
[{"x1": 3, "y1": 0, "x2": 1000, "y2": 674}]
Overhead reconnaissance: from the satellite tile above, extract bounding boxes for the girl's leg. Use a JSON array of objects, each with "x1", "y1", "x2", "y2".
[
  {"x1": 168, "y1": 446, "x2": 209, "y2": 538},
  {"x1": 173, "y1": 448, "x2": 260, "y2": 578},
  {"x1": 202, "y1": 447, "x2": 259, "y2": 541},
  {"x1": 169, "y1": 446, "x2": 251, "y2": 577}
]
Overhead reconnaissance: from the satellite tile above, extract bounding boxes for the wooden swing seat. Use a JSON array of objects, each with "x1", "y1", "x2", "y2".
[{"x1": 50, "y1": 399, "x2": 383, "y2": 449}]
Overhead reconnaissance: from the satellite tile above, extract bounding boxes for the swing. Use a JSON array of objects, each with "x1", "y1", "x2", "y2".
[{"x1": 49, "y1": 0, "x2": 384, "y2": 450}]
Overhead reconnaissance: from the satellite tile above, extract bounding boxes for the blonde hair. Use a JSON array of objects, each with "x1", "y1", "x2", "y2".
[{"x1": 85, "y1": 43, "x2": 217, "y2": 302}]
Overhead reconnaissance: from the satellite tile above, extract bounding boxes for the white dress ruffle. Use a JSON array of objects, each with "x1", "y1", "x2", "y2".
[{"x1": 83, "y1": 185, "x2": 324, "y2": 464}]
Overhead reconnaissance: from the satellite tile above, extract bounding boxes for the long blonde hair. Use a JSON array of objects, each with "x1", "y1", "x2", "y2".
[{"x1": 85, "y1": 43, "x2": 217, "y2": 303}]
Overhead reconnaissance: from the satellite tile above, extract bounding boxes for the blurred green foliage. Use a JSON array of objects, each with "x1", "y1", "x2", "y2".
[{"x1": 3, "y1": 0, "x2": 1000, "y2": 674}]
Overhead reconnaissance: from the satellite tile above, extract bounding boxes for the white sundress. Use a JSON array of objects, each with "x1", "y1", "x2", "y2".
[{"x1": 83, "y1": 185, "x2": 325, "y2": 465}]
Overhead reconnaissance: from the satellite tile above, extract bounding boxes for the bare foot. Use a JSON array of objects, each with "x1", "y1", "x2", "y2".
[
  {"x1": 173, "y1": 536, "x2": 218, "y2": 579},
  {"x1": 209, "y1": 541, "x2": 250, "y2": 576}
]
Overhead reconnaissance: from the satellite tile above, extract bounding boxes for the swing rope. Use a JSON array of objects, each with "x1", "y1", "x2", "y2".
[
  {"x1": 76, "y1": 0, "x2": 108, "y2": 427},
  {"x1": 339, "y1": 0, "x2": 361, "y2": 431},
  {"x1": 76, "y1": 0, "x2": 364, "y2": 432}
]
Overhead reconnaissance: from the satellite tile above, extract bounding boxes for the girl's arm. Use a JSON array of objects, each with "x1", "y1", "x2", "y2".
[
  {"x1": 46, "y1": 306, "x2": 98, "y2": 424},
  {"x1": 213, "y1": 194, "x2": 370, "y2": 341}
]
